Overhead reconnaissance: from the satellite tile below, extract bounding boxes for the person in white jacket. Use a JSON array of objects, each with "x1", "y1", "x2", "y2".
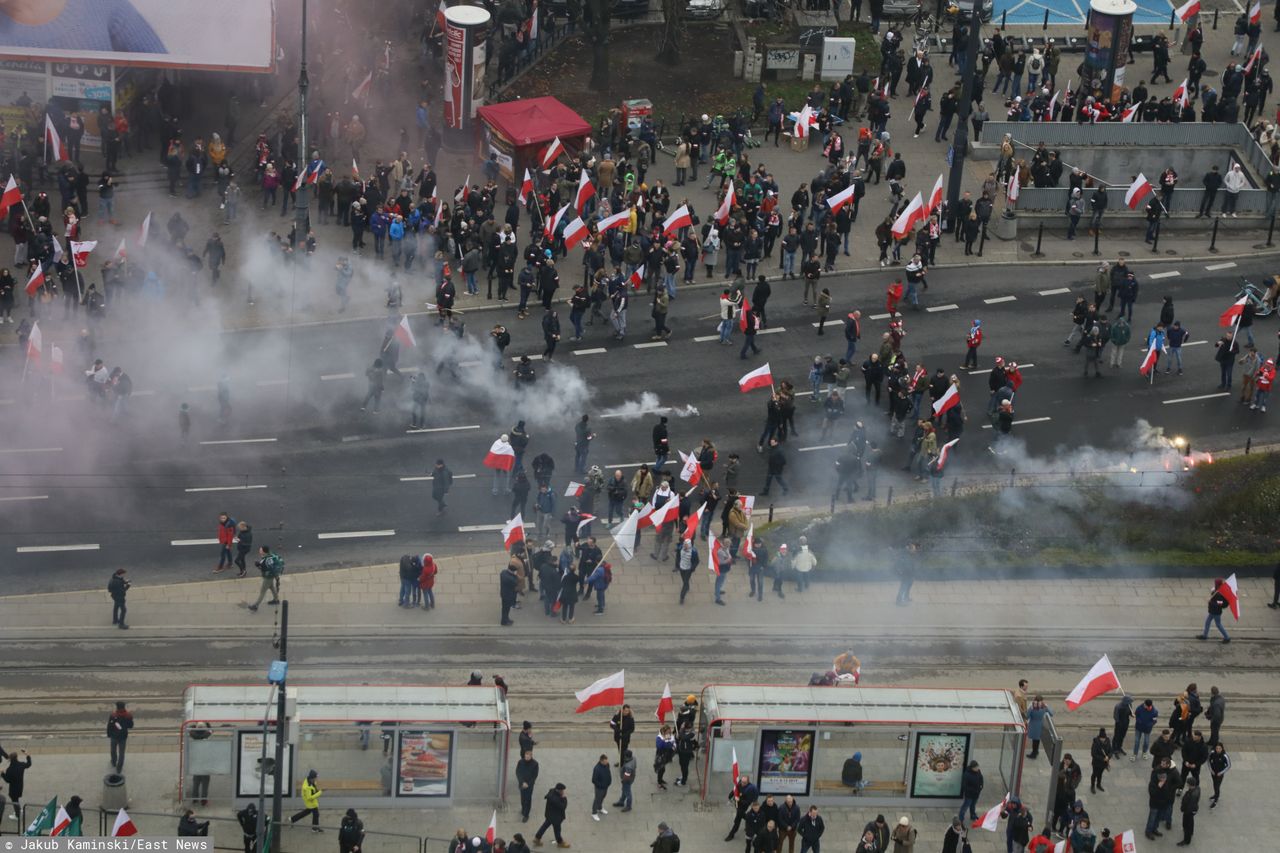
[
  {"x1": 791, "y1": 535, "x2": 818, "y2": 592},
  {"x1": 1221, "y1": 163, "x2": 1247, "y2": 217}
]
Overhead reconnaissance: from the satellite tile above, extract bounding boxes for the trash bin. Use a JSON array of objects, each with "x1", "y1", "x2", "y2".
[
  {"x1": 102, "y1": 773, "x2": 128, "y2": 811},
  {"x1": 993, "y1": 209, "x2": 1019, "y2": 241}
]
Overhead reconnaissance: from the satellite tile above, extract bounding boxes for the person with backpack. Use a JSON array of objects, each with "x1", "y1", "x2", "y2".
[
  {"x1": 338, "y1": 808, "x2": 365, "y2": 853},
  {"x1": 108, "y1": 568, "x2": 130, "y2": 629},
  {"x1": 248, "y1": 546, "x2": 283, "y2": 612},
  {"x1": 107, "y1": 701, "x2": 134, "y2": 772}
]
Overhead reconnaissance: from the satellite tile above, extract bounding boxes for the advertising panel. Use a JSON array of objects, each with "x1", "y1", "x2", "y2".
[
  {"x1": 235, "y1": 730, "x2": 294, "y2": 799},
  {"x1": 0, "y1": 0, "x2": 275, "y2": 71},
  {"x1": 395, "y1": 730, "x2": 454, "y2": 797},
  {"x1": 909, "y1": 732, "x2": 971, "y2": 798},
  {"x1": 756, "y1": 729, "x2": 815, "y2": 796}
]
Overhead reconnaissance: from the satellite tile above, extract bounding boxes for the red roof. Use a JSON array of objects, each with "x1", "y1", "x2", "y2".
[{"x1": 478, "y1": 97, "x2": 591, "y2": 148}]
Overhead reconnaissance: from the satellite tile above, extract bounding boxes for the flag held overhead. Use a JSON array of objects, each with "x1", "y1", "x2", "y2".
[
  {"x1": 1065, "y1": 654, "x2": 1122, "y2": 710},
  {"x1": 575, "y1": 670, "x2": 625, "y2": 713}
]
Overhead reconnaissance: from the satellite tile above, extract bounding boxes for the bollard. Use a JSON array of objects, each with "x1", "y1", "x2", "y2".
[
  {"x1": 1213, "y1": 9, "x2": 1219, "y2": 29},
  {"x1": 1151, "y1": 218, "x2": 1161, "y2": 253},
  {"x1": 768, "y1": 503, "x2": 775, "y2": 523},
  {"x1": 1269, "y1": 212, "x2": 1277, "y2": 247},
  {"x1": 1092, "y1": 226, "x2": 1101, "y2": 256},
  {"x1": 951, "y1": 480, "x2": 958, "y2": 497},
  {"x1": 1032, "y1": 221, "x2": 1045, "y2": 257},
  {"x1": 1246, "y1": 436, "x2": 1252, "y2": 454},
  {"x1": 1169, "y1": 10, "x2": 1175, "y2": 29},
  {"x1": 1001, "y1": 10, "x2": 1007, "y2": 28},
  {"x1": 1043, "y1": 8, "x2": 1049, "y2": 28},
  {"x1": 886, "y1": 486, "x2": 894, "y2": 506},
  {"x1": 978, "y1": 227, "x2": 987, "y2": 257},
  {"x1": 1209, "y1": 217, "x2": 1219, "y2": 253},
  {"x1": 1009, "y1": 468, "x2": 1016, "y2": 487}
]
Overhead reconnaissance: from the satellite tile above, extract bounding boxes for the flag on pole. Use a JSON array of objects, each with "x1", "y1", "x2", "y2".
[
  {"x1": 708, "y1": 532, "x2": 726, "y2": 575},
  {"x1": 1220, "y1": 295, "x2": 1249, "y2": 327},
  {"x1": 936, "y1": 437, "x2": 960, "y2": 472},
  {"x1": 45, "y1": 115, "x2": 65, "y2": 161},
  {"x1": 1065, "y1": 654, "x2": 1122, "y2": 710},
  {"x1": 678, "y1": 450, "x2": 703, "y2": 487},
  {"x1": 1125, "y1": 173, "x2": 1154, "y2": 209},
  {"x1": 1045, "y1": 88, "x2": 1061, "y2": 121},
  {"x1": 826, "y1": 182, "x2": 857, "y2": 213},
  {"x1": 933, "y1": 383, "x2": 961, "y2": 417},
  {"x1": 926, "y1": 174, "x2": 945, "y2": 217},
  {"x1": 738, "y1": 363, "x2": 774, "y2": 393},
  {"x1": 1245, "y1": 45, "x2": 1264, "y2": 74},
  {"x1": 1006, "y1": 169, "x2": 1020, "y2": 204},
  {"x1": 565, "y1": 481, "x2": 585, "y2": 497},
  {"x1": 352, "y1": 157, "x2": 361, "y2": 179},
  {"x1": 26, "y1": 320, "x2": 41, "y2": 362},
  {"x1": 562, "y1": 216, "x2": 589, "y2": 250},
  {"x1": 25, "y1": 797, "x2": 58, "y2": 836},
  {"x1": 744, "y1": 522, "x2": 757, "y2": 560},
  {"x1": 520, "y1": 168, "x2": 534, "y2": 204},
  {"x1": 1250, "y1": 0, "x2": 1261, "y2": 24},
  {"x1": 541, "y1": 136, "x2": 565, "y2": 169},
  {"x1": 393, "y1": 315, "x2": 417, "y2": 349},
  {"x1": 1173, "y1": 78, "x2": 1190, "y2": 109},
  {"x1": 501, "y1": 515, "x2": 525, "y2": 550},
  {"x1": 51, "y1": 807, "x2": 72, "y2": 837},
  {"x1": 1216, "y1": 574, "x2": 1240, "y2": 620},
  {"x1": 24, "y1": 264, "x2": 45, "y2": 296},
  {"x1": 111, "y1": 809, "x2": 137, "y2": 837},
  {"x1": 51, "y1": 236, "x2": 63, "y2": 265},
  {"x1": 1120, "y1": 103, "x2": 1140, "y2": 122},
  {"x1": 730, "y1": 745, "x2": 741, "y2": 791},
  {"x1": 715, "y1": 180, "x2": 735, "y2": 225},
  {"x1": 306, "y1": 159, "x2": 326, "y2": 185},
  {"x1": 544, "y1": 203, "x2": 570, "y2": 241},
  {"x1": 69, "y1": 239, "x2": 97, "y2": 268},
  {"x1": 455, "y1": 175, "x2": 471, "y2": 204},
  {"x1": 293, "y1": 165, "x2": 307, "y2": 192},
  {"x1": 683, "y1": 502, "x2": 706, "y2": 541},
  {"x1": 51, "y1": 345, "x2": 64, "y2": 374},
  {"x1": 628, "y1": 264, "x2": 646, "y2": 290},
  {"x1": 597, "y1": 208, "x2": 632, "y2": 233},
  {"x1": 1174, "y1": 0, "x2": 1200, "y2": 20},
  {"x1": 435, "y1": 0, "x2": 448, "y2": 29},
  {"x1": 972, "y1": 795, "x2": 1009, "y2": 831},
  {"x1": 576, "y1": 513, "x2": 596, "y2": 534},
  {"x1": 574, "y1": 169, "x2": 596, "y2": 214},
  {"x1": 611, "y1": 509, "x2": 640, "y2": 561},
  {"x1": 656, "y1": 682, "x2": 674, "y2": 722},
  {"x1": 484, "y1": 437, "x2": 516, "y2": 470},
  {"x1": 1139, "y1": 336, "x2": 1161, "y2": 376},
  {"x1": 648, "y1": 492, "x2": 681, "y2": 530},
  {"x1": 485, "y1": 811, "x2": 498, "y2": 845},
  {"x1": 113, "y1": 236, "x2": 127, "y2": 260},
  {"x1": 891, "y1": 192, "x2": 925, "y2": 240},
  {"x1": 138, "y1": 211, "x2": 152, "y2": 248},
  {"x1": 351, "y1": 70, "x2": 373, "y2": 102},
  {"x1": 574, "y1": 670, "x2": 625, "y2": 712},
  {"x1": 0, "y1": 174, "x2": 21, "y2": 214},
  {"x1": 663, "y1": 204, "x2": 693, "y2": 236}
]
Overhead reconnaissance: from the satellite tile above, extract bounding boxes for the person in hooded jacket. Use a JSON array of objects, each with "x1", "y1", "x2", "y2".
[
  {"x1": 1112, "y1": 695, "x2": 1134, "y2": 757},
  {"x1": 338, "y1": 809, "x2": 364, "y2": 853},
  {"x1": 1090, "y1": 728, "x2": 1112, "y2": 793},
  {"x1": 1198, "y1": 578, "x2": 1232, "y2": 642}
]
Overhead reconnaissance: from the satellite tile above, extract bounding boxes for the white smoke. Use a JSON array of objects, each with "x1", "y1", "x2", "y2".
[{"x1": 597, "y1": 391, "x2": 700, "y2": 420}]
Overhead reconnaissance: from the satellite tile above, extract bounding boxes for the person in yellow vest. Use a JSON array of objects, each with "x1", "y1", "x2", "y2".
[{"x1": 291, "y1": 769, "x2": 323, "y2": 831}]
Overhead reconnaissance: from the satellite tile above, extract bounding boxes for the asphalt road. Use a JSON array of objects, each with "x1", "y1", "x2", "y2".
[{"x1": 2, "y1": 256, "x2": 1277, "y2": 591}]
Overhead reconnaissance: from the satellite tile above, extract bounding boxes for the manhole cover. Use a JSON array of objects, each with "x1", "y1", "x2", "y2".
[
  {"x1": 1165, "y1": 249, "x2": 1177, "y2": 256},
  {"x1": 1071, "y1": 252, "x2": 1084, "y2": 258},
  {"x1": 1118, "y1": 251, "x2": 1130, "y2": 257}
]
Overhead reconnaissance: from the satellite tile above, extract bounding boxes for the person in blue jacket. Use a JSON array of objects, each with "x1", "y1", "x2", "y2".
[
  {"x1": 1026, "y1": 695, "x2": 1053, "y2": 759},
  {"x1": 1133, "y1": 698, "x2": 1160, "y2": 760}
]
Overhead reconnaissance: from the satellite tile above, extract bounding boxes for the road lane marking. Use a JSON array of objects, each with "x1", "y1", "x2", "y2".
[
  {"x1": 1038, "y1": 287, "x2": 1071, "y2": 296},
  {"x1": 981, "y1": 416, "x2": 1053, "y2": 429},
  {"x1": 693, "y1": 334, "x2": 719, "y2": 342},
  {"x1": 17, "y1": 543, "x2": 99, "y2": 553},
  {"x1": 0, "y1": 495, "x2": 49, "y2": 502},
  {"x1": 188, "y1": 384, "x2": 216, "y2": 392},
  {"x1": 869, "y1": 312, "x2": 891, "y2": 320},
  {"x1": 794, "y1": 386, "x2": 856, "y2": 398},
  {"x1": 317, "y1": 529, "x2": 396, "y2": 540},
  {"x1": 321, "y1": 372, "x2": 355, "y2": 380},
  {"x1": 798, "y1": 443, "x2": 846, "y2": 452},
  {"x1": 1205, "y1": 262, "x2": 1238, "y2": 271},
  {"x1": 926, "y1": 304, "x2": 960, "y2": 313},
  {"x1": 341, "y1": 435, "x2": 369, "y2": 443},
  {"x1": 171, "y1": 538, "x2": 219, "y2": 546},
  {"x1": 457, "y1": 522, "x2": 534, "y2": 533},
  {"x1": 510, "y1": 355, "x2": 544, "y2": 362},
  {"x1": 1182, "y1": 340, "x2": 1208, "y2": 347},
  {"x1": 406, "y1": 424, "x2": 480, "y2": 434},
  {"x1": 984, "y1": 296, "x2": 1018, "y2": 304},
  {"x1": 399, "y1": 474, "x2": 477, "y2": 482},
  {"x1": 1163, "y1": 392, "x2": 1231, "y2": 405},
  {"x1": 0, "y1": 447, "x2": 62, "y2": 454},
  {"x1": 256, "y1": 378, "x2": 289, "y2": 387},
  {"x1": 574, "y1": 347, "x2": 607, "y2": 355},
  {"x1": 633, "y1": 341, "x2": 668, "y2": 348},
  {"x1": 967, "y1": 362, "x2": 1036, "y2": 376},
  {"x1": 757, "y1": 327, "x2": 787, "y2": 335},
  {"x1": 1148, "y1": 271, "x2": 1181, "y2": 280},
  {"x1": 185, "y1": 485, "x2": 269, "y2": 493},
  {"x1": 603, "y1": 462, "x2": 648, "y2": 469},
  {"x1": 200, "y1": 438, "x2": 278, "y2": 445}
]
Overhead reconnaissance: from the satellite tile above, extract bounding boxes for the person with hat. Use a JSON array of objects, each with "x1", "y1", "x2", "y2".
[
  {"x1": 289, "y1": 770, "x2": 323, "y2": 831},
  {"x1": 534, "y1": 782, "x2": 570, "y2": 847},
  {"x1": 942, "y1": 816, "x2": 967, "y2": 853},
  {"x1": 108, "y1": 568, "x2": 130, "y2": 629},
  {"x1": 841, "y1": 752, "x2": 865, "y2": 792},
  {"x1": 889, "y1": 815, "x2": 916, "y2": 851}
]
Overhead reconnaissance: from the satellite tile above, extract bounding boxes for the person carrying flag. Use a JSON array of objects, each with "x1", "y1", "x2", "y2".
[{"x1": 1198, "y1": 578, "x2": 1232, "y2": 643}]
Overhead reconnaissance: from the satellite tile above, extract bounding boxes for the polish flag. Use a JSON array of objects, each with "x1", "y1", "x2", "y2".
[
  {"x1": 597, "y1": 208, "x2": 631, "y2": 233},
  {"x1": 138, "y1": 211, "x2": 152, "y2": 248},
  {"x1": 394, "y1": 314, "x2": 417, "y2": 348},
  {"x1": 70, "y1": 239, "x2": 97, "y2": 268},
  {"x1": 51, "y1": 806, "x2": 72, "y2": 837},
  {"x1": 51, "y1": 345, "x2": 64, "y2": 374},
  {"x1": 1139, "y1": 337, "x2": 1161, "y2": 376},
  {"x1": 715, "y1": 180, "x2": 735, "y2": 225},
  {"x1": 113, "y1": 237, "x2": 127, "y2": 260},
  {"x1": 529, "y1": 0, "x2": 540, "y2": 39},
  {"x1": 351, "y1": 70, "x2": 373, "y2": 102},
  {"x1": 678, "y1": 450, "x2": 702, "y2": 487},
  {"x1": 1045, "y1": 88, "x2": 1060, "y2": 121},
  {"x1": 1065, "y1": 654, "x2": 1122, "y2": 710},
  {"x1": 484, "y1": 437, "x2": 516, "y2": 471},
  {"x1": 1125, "y1": 173, "x2": 1153, "y2": 209},
  {"x1": 1220, "y1": 295, "x2": 1249, "y2": 327},
  {"x1": 926, "y1": 174, "x2": 944, "y2": 217},
  {"x1": 24, "y1": 263, "x2": 45, "y2": 296},
  {"x1": 744, "y1": 522, "x2": 757, "y2": 560},
  {"x1": 1173, "y1": 79, "x2": 1190, "y2": 109},
  {"x1": 26, "y1": 320, "x2": 41, "y2": 362},
  {"x1": 436, "y1": 0, "x2": 448, "y2": 29},
  {"x1": 738, "y1": 495, "x2": 756, "y2": 515},
  {"x1": 565, "y1": 481, "x2": 585, "y2": 497},
  {"x1": 936, "y1": 437, "x2": 960, "y2": 472},
  {"x1": 485, "y1": 811, "x2": 498, "y2": 845},
  {"x1": 45, "y1": 114, "x2": 65, "y2": 160},
  {"x1": 932, "y1": 383, "x2": 960, "y2": 416},
  {"x1": 574, "y1": 169, "x2": 596, "y2": 214},
  {"x1": 520, "y1": 168, "x2": 534, "y2": 204},
  {"x1": 352, "y1": 157, "x2": 361, "y2": 179},
  {"x1": 656, "y1": 682, "x2": 674, "y2": 722},
  {"x1": 628, "y1": 264, "x2": 646, "y2": 290},
  {"x1": 708, "y1": 532, "x2": 726, "y2": 576},
  {"x1": 306, "y1": 159, "x2": 325, "y2": 185},
  {"x1": 1174, "y1": 0, "x2": 1200, "y2": 20},
  {"x1": 826, "y1": 182, "x2": 856, "y2": 213},
  {"x1": 541, "y1": 136, "x2": 565, "y2": 169},
  {"x1": 1119, "y1": 829, "x2": 1137, "y2": 851},
  {"x1": 574, "y1": 670, "x2": 625, "y2": 713},
  {"x1": 1250, "y1": 0, "x2": 1261, "y2": 25},
  {"x1": 738, "y1": 294, "x2": 752, "y2": 333},
  {"x1": 1245, "y1": 45, "x2": 1263, "y2": 75},
  {"x1": 111, "y1": 809, "x2": 138, "y2": 838},
  {"x1": 794, "y1": 104, "x2": 815, "y2": 139},
  {"x1": 562, "y1": 216, "x2": 589, "y2": 250},
  {"x1": 972, "y1": 794, "x2": 1009, "y2": 831},
  {"x1": 731, "y1": 745, "x2": 741, "y2": 789},
  {"x1": 502, "y1": 515, "x2": 525, "y2": 550},
  {"x1": 882, "y1": 79, "x2": 891, "y2": 97},
  {"x1": 891, "y1": 192, "x2": 925, "y2": 240},
  {"x1": 1216, "y1": 574, "x2": 1240, "y2": 620},
  {"x1": 649, "y1": 492, "x2": 681, "y2": 530},
  {"x1": 576, "y1": 514, "x2": 597, "y2": 535},
  {"x1": 0, "y1": 174, "x2": 21, "y2": 214},
  {"x1": 293, "y1": 164, "x2": 307, "y2": 192},
  {"x1": 739, "y1": 362, "x2": 774, "y2": 392},
  {"x1": 455, "y1": 175, "x2": 471, "y2": 204},
  {"x1": 663, "y1": 204, "x2": 693, "y2": 236},
  {"x1": 683, "y1": 502, "x2": 706, "y2": 541},
  {"x1": 1052, "y1": 841, "x2": 1068, "y2": 853},
  {"x1": 1120, "y1": 103, "x2": 1140, "y2": 122},
  {"x1": 544, "y1": 203, "x2": 570, "y2": 241},
  {"x1": 1006, "y1": 169, "x2": 1020, "y2": 204},
  {"x1": 611, "y1": 509, "x2": 640, "y2": 561}
]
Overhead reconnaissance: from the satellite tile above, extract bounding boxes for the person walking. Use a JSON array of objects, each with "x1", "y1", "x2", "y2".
[
  {"x1": 724, "y1": 773, "x2": 759, "y2": 841},
  {"x1": 1197, "y1": 578, "x2": 1232, "y2": 642},
  {"x1": 1026, "y1": 696, "x2": 1052, "y2": 759},
  {"x1": 2, "y1": 749, "x2": 32, "y2": 821},
  {"x1": 1207, "y1": 742, "x2": 1231, "y2": 807},
  {"x1": 517, "y1": 749, "x2": 540, "y2": 822},
  {"x1": 431, "y1": 459, "x2": 453, "y2": 514},
  {"x1": 108, "y1": 568, "x2": 130, "y2": 629},
  {"x1": 107, "y1": 701, "x2": 134, "y2": 773},
  {"x1": 613, "y1": 749, "x2": 636, "y2": 813},
  {"x1": 248, "y1": 546, "x2": 284, "y2": 612},
  {"x1": 533, "y1": 782, "x2": 570, "y2": 848},
  {"x1": 500, "y1": 562, "x2": 519, "y2": 626},
  {"x1": 590, "y1": 754, "x2": 612, "y2": 821},
  {"x1": 1206, "y1": 686, "x2": 1226, "y2": 745},
  {"x1": 289, "y1": 770, "x2": 323, "y2": 832},
  {"x1": 797, "y1": 805, "x2": 824, "y2": 853},
  {"x1": 233, "y1": 522, "x2": 254, "y2": 577},
  {"x1": 215, "y1": 512, "x2": 237, "y2": 572}
]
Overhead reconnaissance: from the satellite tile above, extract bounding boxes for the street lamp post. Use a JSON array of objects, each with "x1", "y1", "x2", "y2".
[{"x1": 293, "y1": 0, "x2": 311, "y2": 246}]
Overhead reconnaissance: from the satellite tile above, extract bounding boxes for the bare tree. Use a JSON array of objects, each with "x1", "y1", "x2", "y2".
[
  {"x1": 582, "y1": 0, "x2": 613, "y2": 91},
  {"x1": 656, "y1": 0, "x2": 685, "y2": 64}
]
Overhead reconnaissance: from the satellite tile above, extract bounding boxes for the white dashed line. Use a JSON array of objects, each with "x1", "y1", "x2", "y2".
[
  {"x1": 757, "y1": 327, "x2": 787, "y2": 335},
  {"x1": 317, "y1": 529, "x2": 396, "y2": 540},
  {"x1": 170, "y1": 538, "x2": 219, "y2": 546},
  {"x1": 981, "y1": 416, "x2": 1053, "y2": 429},
  {"x1": 457, "y1": 522, "x2": 535, "y2": 533},
  {"x1": 633, "y1": 341, "x2": 668, "y2": 349},
  {"x1": 0, "y1": 495, "x2": 49, "y2": 503},
  {"x1": 693, "y1": 334, "x2": 720, "y2": 342},
  {"x1": 510, "y1": 355, "x2": 544, "y2": 362},
  {"x1": 1182, "y1": 340, "x2": 1209, "y2": 347},
  {"x1": 17, "y1": 543, "x2": 99, "y2": 553},
  {"x1": 968, "y1": 363, "x2": 1035, "y2": 376},
  {"x1": 603, "y1": 462, "x2": 649, "y2": 469},
  {"x1": 399, "y1": 473, "x2": 478, "y2": 482},
  {"x1": 984, "y1": 296, "x2": 1018, "y2": 304},
  {"x1": 1038, "y1": 288, "x2": 1071, "y2": 296},
  {"x1": 199, "y1": 438, "x2": 278, "y2": 446},
  {"x1": 926, "y1": 304, "x2": 960, "y2": 313},
  {"x1": 574, "y1": 348, "x2": 608, "y2": 355},
  {"x1": 798, "y1": 443, "x2": 846, "y2": 452},
  {"x1": 1148, "y1": 271, "x2": 1181, "y2": 280},
  {"x1": 1163, "y1": 392, "x2": 1231, "y2": 405},
  {"x1": 794, "y1": 386, "x2": 856, "y2": 398},
  {"x1": 1205, "y1": 262, "x2": 1238, "y2": 271},
  {"x1": 405, "y1": 425, "x2": 480, "y2": 434},
  {"x1": 458, "y1": 360, "x2": 482, "y2": 369},
  {"x1": 869, "y1": 312, "x2": 892, "y2": 320},
  {"x1": 321, "y1": 372, "x2": 356, "y2": 381},
  {"x1": 0, "y1": 447, "x2": 62, "y2": 454},
  {"x1": 185, "y1": 485, "x2": 269, "y2": 493}
]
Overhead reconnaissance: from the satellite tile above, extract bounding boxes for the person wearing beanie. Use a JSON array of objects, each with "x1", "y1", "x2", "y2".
[
  {"x1": 890, "y1": 814, "x2": 917, "y2": 851},
  {"x1": 841, "y1": 751, "x2": 865, "y2": 791},
  {"x1": 942, "y1": 816, "x2": 966, "y2": 853},
  {"x1": 338, "y1": 809, "x2": 364, "y2": 853},
  {"x1": 862, "y1": 814, "x2": 890, "y2": 851},
  {"x1": 533, "y1": 782, "x2": 570, "y2": 848}
]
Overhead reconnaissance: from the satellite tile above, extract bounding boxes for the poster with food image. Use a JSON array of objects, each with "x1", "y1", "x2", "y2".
[
  {"x1": 396, "y1": 730, "x2": 453, "y2": 797},
  {"x1": 756, "y1": 729, "x2": 814, "y2": 795},
  {"x1": 910, "y1": 732, "x2": 970, "y2": 798}
]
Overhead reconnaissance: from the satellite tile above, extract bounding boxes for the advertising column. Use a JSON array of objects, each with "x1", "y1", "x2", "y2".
[
  {"x1": 443, "y1": 5, "x2": 491, "y2": 148},
  {"x1": 1084, "y1": 0, "x2": 1136, "y2": 104}
]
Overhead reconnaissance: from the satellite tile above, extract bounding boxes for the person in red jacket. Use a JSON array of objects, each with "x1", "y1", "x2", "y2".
[
  {"x1": 418, "y1": 553, "x2": 438, "y2": 610},
  {"x1": 1027, "y1": 827, "x2": 1055, "y2": 852},
  {"x1": 214, "y1": 512, "x2": 236, "y2": 573},
  {"x1": 1251, "y1": 357, "x2": 1275, "y2": 412},
  {"x1": 963, "y1": 319, "x2": 983, "y2": 369},
  {"x1": 886, "y1": 279, "x2": 904, "y2": 316}
]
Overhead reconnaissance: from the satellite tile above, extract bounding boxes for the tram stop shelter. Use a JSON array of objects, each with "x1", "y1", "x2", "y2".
[
  {"x1": 698, "y1": 685, "x2": 1026, "y2": 807},
  {"x1": 180, "y1": 684, "x2": 510, "y2": 806}
]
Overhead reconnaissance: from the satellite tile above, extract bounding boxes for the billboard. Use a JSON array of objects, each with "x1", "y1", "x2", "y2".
[
  {"x1": 756, "y1": 729, "x2": 814, "y2": 796},
  {"x1": 909, "y1": 732, "x2": 970, "y2": 798},
  {"x1": 395, "y1": 730, "x2": 454, "y2": 798},
  {"x1": 0, "y1": 0, "x2": 275, "y2": 71}
]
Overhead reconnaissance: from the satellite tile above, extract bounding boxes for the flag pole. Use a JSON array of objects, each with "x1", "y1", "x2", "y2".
[
  {"x1": 73, "y1": 262, "x2": 84, "y2": 303},
  {"x1": 20, "y1": 346, "x2": 31, "y2": 384},
  {"x1": 1228, "y1": 312, "x2": 1242, "y2": 351},
  {"x1": 18, "y1": 197, "x2": 37, "y2": 234}
]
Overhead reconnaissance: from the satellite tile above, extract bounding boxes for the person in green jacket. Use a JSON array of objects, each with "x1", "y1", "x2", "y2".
[{"x1": 1109, "y1": 315, "x2": 1131, "y2": 368}]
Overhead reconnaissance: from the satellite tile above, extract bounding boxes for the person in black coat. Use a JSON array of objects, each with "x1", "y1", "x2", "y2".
[
  {"x1": 500, "y1": 564, "x2": 519, "y2": 626},
  {"x1": 534, "y1": 783, "x2": 569, "y2": 846},
  {"x1": 2, "y1": 750, "x2": 31, "y2": 819},
  {"x1": 589, "y1": 755, "x2": 612, "y2": 818},
  {"x1": 559, "y1": 568, "x2": 579, "y2": 623},
  {"x1": 960, "y1": 760, "x2": 984, "y2": 821},
  {"x1": 1090, "y1": 728, "x2": 1112, "y2": 793}
]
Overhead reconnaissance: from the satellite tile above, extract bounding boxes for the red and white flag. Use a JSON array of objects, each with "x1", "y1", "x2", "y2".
[
  {"x1": 484, "y1": 437, "x2": 516, "y2": 471},
  {"x1": 611, "y1": 509, "x2": 640, "y2": 561},
  {"x1": 1052, "y1": 841, "x2": 1068, "y2": 853},
  {"x1": 544, "y1": 203, "x2": 569, "y2": 241},
  {"x1": 1119, "y1": 829, "x2": 1137, "y2": 851},
  {"x1": 730, "y1": 745, "x2": 741, "y2": 790},
  {"x1": 1175, "y1": 0, "x2": 1200, "y2": 20},
  {"x1": 485, "y1": 811, "x2": 498, "y2": 845},
  {"x1": 574, "y1": 669, "x2": 625, "y2": 713},
  {"x1": 683, "y1": 502, "x2": 706, "y2": 541},
  {"x1": 1006, "y1": 169, "x2": 1020, "y2": 204},
  {"x1": 520, "y1": 168, "x2": 534, "y2": 204},
  {"x1": 111, "y1": 809, "x2": 137, "y2": 838},
  {"x1": 1173, "y1": 79, "x2": 1190, "y2": 109},
  {"x1": 455, "y1": 175, "x2": 471, "y2": 204},
  {"x1": 113, "y1": 237, "x2": 127, "y2": 260},
  {"x1": 1216, "y1": 574, "x2": 1241, "y2": 620},
  {"x1": 529, "y1": 0, "x2": 540, "y2": 39},
  {"x1": 827, "y1": 182, "x2": 856, "y2": 213},
  {"x1": 1045, "y1": 89, "x2": 1060, "y2": 122},
  {"x1": 1065, "y1": 654, "x2": 1122, "y2": 710},
  {"x1": 436, "y1": 0, "x2": 448, "y2": 29},
  {"x1": 744, "y1": 522, "x2": 757, "y2": 560},
  {"x1": 394, "y1": 315, "x2": 417, "y2": 348},
  {"x1": 738, "y1": 494, "x2": 756, "y2": 515},
  {"x1": 26, "y1": 320, "x2": 41, "y2": 362},
  {"x1": 501, "y1": 515, "x2": 525, "y2": 550},
  {"x1": 972, "y1": 794, "x2": 1009, "y2": 831},
  {"x1": 70, "y1": 239, "x2": 97, "y2": 268},
  {"x1": 738, "y1": 362, "x2": 774, "y2": 393},
  {"x1": 576, "y1": 513, "x2": 596, "y2": 534},
  {"x1": 24, "y1": 264, "x2": 45, "y2": 296},
  {"x1": 597, "y1": 208, "x2": 631, "y2": 233},
  {"x1": 1139, "y1": 336, "x2": 1161, "y2": 376},
  {"x1": 648, "y1": 492, "x2": 681, "y2": 530},
  {"x1": 565, "y1": 481, "x2": 585, "y2": 497},
  {"x1": 0, "y1": 174, "x2": 21, "y2": 214},
  {"x1": 663, "y1": 204, "x2": 693, "y2": 236},
  {"x1": 932, "y1": 383, "x2": 961, "y2": 416},
  {"x1": 138, "y1": 211, "x2": 152, "y2": 248},
  {"x1": 715, "y1": 180, "x2": 735, "y2": 225},
  {"x1": 351, "y1": 70, "x2": 373, "y2": 102},
  {"x1": 628, "y1": 264, "x2": 646, "y2": 290},
  {"x1": 51, "y1": 345, "x2": 64, "y2": 374},
  {"x1": 891, "y1": 192, "x2": 925, "y2": 240},
  {"x1": 1219, "y1": 295, "x2": 1248, "y2": 327},
  {"x1": 936, "y1": 437, "x2": 960, "y2": 471},
  {"x1": 656, "y1": 682, "x2": 674, "y2": 722},
  {"x1": 562, "y1": 216, "x2": 589, "y2": 250},
  {"x1": 1120, "y1": 103, "x2": 1140, "y2": 123},
  {"x1": 51, "y1": 806, "x2": 72, "y2": 837},
  {"x1": 1245, "y1": 45, "x2": 1263, "y2": 74},
  {"x1": 352, "y1": 157, "x2": 361, "y2": 180},
  {"x1": 926, "y1": 174, "x2": 944, "y2": 217},
  {"x1": 794, "y1": 104, "x2": 814, "y2": 139},
  {"x1": 45, "y1": 114, "x2": 65, "y2": 160},
  {"x1": 678, "y1": 450, "x2": 703, "y2": 487},
  {"x1": 708, "y1": 532, "x2": 726, "y2": 576},
  {"x1": 1250, "y1": 0, "x2": 1262, "y2": 24},
  {"x1": 574, "y1": 169, "x2": 596, "y2": 214},
  {"x1": 541, "y1": 136, "x2": 565, "y2": 169},
  {"x1": 1125, "y1": 173, "x2": 1153, "y2": 210}
]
